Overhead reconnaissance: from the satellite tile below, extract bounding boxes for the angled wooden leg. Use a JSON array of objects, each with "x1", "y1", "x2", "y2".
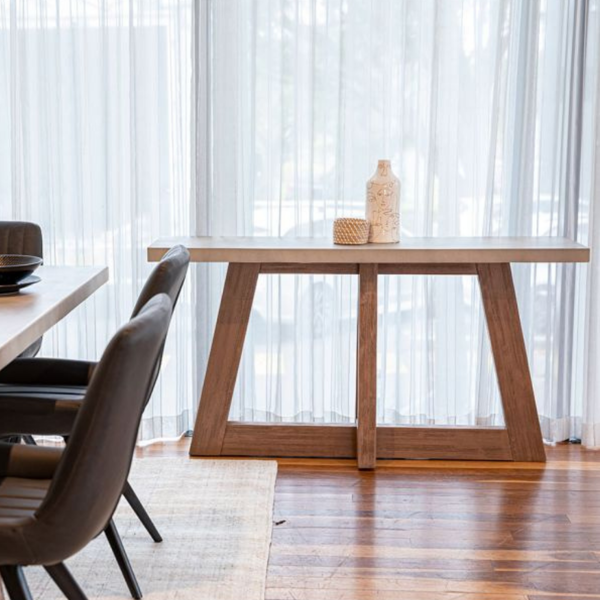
[
  {"x1": 357, "y1": 264, "x2": 378, "y2": 470},
  {"x1": 190, "y1": 263, "x2": 260, "y2": 456},
  {"x1": 477, "y1": 263, "x2": 546, "y2": 462}
]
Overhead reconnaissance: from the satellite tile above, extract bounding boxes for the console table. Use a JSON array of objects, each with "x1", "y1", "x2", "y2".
[{"x1": 148, "y1": 236, "x2": 589, "y2": 469}]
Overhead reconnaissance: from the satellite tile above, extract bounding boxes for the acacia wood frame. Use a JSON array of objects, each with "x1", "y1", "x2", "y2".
[{"x1": 191, "y1": 261, "x2": 546, "y2": 468}]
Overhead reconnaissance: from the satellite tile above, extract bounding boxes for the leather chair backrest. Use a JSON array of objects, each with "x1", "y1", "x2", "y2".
[
  {"x1": 130, "y1": 245, "x2": 189, "y2": 317},
  {"x1": 0, "y1": 221, "x2": 43, "y2": 358},
  {"x1": 28, "y1": 294, "x2": 173, "y2": 564},
  {"x1": 129, "y1": 244, "x2": 190, "y2": 406},
  {"x1": 0, "y1": 221, "x2": 43, "y2": 258}
]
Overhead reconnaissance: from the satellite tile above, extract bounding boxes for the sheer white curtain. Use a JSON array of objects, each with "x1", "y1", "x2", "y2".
[
  {"x1": 1, "y1": 0, "x2": 599, "y2": 445},
  {"x1": 0, "y1": 0, "x2": 196, "y2": 440},
  {"x1": 582, "y1": 2, "x2": 600, "y2": 447},
  {"x1": 194, "y1": 0, "x2": 600, "y2": 443}
]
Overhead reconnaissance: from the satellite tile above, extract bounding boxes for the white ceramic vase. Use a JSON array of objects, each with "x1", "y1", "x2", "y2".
[{"x1": 366, "y1": 159, "x2": 400, "y2": 243}]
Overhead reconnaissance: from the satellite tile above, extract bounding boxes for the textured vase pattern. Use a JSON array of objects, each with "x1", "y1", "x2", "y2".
[{"x1": 366, "y1": 159, "x2": 400, "y2": 243}]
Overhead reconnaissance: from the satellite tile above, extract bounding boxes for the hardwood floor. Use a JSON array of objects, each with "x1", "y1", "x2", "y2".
[{"x1": 140, "y1": 441, "x2": 600, "y2": 599}]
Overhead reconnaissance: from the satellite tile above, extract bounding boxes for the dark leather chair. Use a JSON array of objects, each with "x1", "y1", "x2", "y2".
[
  {"x1": 0, "y1": 220, "x2": 43, "y2": 261},
  {"x1": 0, "y1": 294, "x2": 173, "y2": 600},
  {"x1": 0, "y1": 221, "x2": 44, "y2": 359},
  {"x1": 0, "y1": 245, "x2": 190, "y2": 597}
]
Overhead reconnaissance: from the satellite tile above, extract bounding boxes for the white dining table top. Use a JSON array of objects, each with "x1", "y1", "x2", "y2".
[
  {"x1": 148, "y1": 236, "x2": 590, "y2": 264},
  {"x1": 0, "y1": 265, "x2": 108, "y2": 370}
]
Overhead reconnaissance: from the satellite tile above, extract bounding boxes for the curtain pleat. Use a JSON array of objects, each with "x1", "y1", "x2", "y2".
[{"x1": 0, "y1": 0, "x2": 196, "y2": 440}]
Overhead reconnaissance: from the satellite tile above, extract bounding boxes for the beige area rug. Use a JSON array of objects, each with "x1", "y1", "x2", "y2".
[{"x1": 20, "y1": 458, "x2": 277, "y2": 600}]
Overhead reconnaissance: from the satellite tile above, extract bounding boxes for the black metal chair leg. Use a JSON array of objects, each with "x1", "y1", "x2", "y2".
[
  {"x1": 44, "y1": 563, "x2": 88, "y2": 600},
  {"x1": 123, "y1": 481, "x2": 162, "y2": 543},
  {"x1": 104, "y1": 519, "x2": 143, "y2": 599},
  {"x1": 0, "y1": 565, "x2": 33, "y2": 600}
]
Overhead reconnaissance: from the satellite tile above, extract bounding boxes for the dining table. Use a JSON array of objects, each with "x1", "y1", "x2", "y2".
[
  {"x1": 0, "y1": 266, "x2": 109, "y2": 370},
  {"x1": 148, "y1": 236, "x2": 590, "y2": 469}
]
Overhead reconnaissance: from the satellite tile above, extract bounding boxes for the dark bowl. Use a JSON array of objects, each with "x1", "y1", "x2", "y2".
[{"x1": 0, "y1": 255, "x2": 43, "y2": 285}]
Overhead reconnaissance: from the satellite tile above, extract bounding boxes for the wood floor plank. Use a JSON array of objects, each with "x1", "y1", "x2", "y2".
[{"x1": 266, "y1": 591, "x2": 528, "y2": 600}]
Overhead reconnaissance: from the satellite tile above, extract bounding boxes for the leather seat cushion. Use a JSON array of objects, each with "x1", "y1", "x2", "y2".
[
  {"x1": 0, "y1": 476, "x2": 50, "y2": 525},
  {"x1": 0, "y1": 384, "x2": 86, "y2": 397},
  {"x1": 0, "y1": 386, "x2": 84, "y2": 437}
]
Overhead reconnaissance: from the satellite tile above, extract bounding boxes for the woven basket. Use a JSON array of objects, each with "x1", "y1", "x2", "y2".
[{"x1": 333, "y1": 218, "x2": 370, "y2": 245}]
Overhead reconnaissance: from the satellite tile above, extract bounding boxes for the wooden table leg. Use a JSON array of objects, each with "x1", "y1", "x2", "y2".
[
  {"x1": 477, "y1": 263, "x2": 546, "y2": 462},
  {"x1": 357, "y1": 264, "x2": 378, "y2": 469},
  {"x1": 190, "y1": 262, "x2": 260, "y2": 456}
]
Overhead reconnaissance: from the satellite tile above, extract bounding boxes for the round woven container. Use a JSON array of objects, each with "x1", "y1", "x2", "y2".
[{"x1": 333, "y1": 218, "x2": 370, "y2": 245}]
